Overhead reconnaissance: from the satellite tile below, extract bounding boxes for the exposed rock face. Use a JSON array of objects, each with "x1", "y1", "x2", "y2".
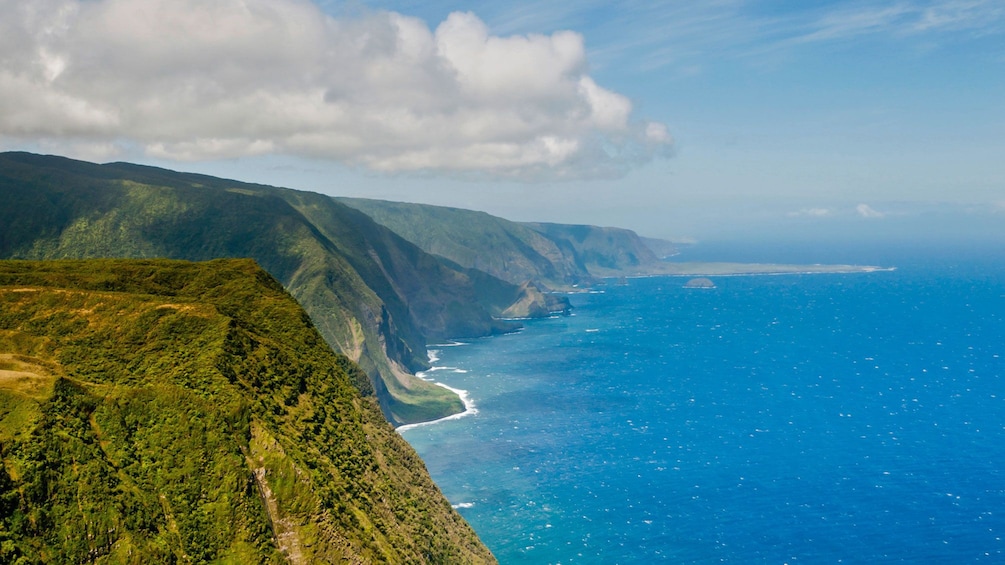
[
  {"x1": 500, "y1": 281, "x2": 572, "y2": 318},
  {"x1": 684, "y1": 277, "x2": 716, "y2": 288}
]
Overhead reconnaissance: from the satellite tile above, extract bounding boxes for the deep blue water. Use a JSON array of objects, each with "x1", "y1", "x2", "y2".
[{"x1": 401, "y1": 249, "x2": 1005, "y2": 563}]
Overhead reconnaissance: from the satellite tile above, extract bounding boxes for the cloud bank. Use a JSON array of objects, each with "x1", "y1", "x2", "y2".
[{"x1": 0, "y1": 0, "x2": 670, "y2": 178}]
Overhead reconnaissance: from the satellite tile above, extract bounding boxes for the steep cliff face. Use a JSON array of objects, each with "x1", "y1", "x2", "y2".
[
  {"x1": 337, "y1": 197, "x2": 677, "y2": 288},
  {"x1": 0, "y1": 259, "x2": 496, "y2": 563},
  {"x1": 0, "y1": 152, "x2": 523, "y2": 424},
  {"x1": 336, "y1": 197, "x2": 587, "y2": 288},
  {"x1": 522, "y1": 222, "x2": 663, "y2": 276},
  {"x1": 499, "y1": 281, "x2": 573, "y2": 318}
]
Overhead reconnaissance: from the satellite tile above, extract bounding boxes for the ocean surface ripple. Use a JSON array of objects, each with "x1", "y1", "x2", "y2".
[{"x1": 402, "y1": 252, "x2": 1005, "y2": 564}]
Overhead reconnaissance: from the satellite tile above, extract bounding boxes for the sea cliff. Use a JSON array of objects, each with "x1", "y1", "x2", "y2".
[
  {"x1": 0, "y1": 258, "x2": 496, "y2": 563},
  {"x1": 0, "y1": 152, "x2": 529, "y2": 425}
]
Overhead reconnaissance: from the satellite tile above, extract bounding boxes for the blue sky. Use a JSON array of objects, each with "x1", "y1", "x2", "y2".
[{"x1": 2, "y1": 0, "x2": 1003, "y2": 244}]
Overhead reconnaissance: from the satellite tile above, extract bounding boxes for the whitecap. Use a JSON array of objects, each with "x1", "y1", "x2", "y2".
[{"x1": 396, "y1": 382, "x2": 478, "y2": 433}]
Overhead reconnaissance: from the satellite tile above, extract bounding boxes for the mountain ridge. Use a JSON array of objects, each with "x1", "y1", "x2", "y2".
[
  {"x1": 336, "y1": 197, "x2": 676, "y2": 289},
  {"x1": 0, "y1": 151, "x2": 532, "y2": 425},
  {"x1": 336, "y1": 197, "x2": 886, "y2": 283}
]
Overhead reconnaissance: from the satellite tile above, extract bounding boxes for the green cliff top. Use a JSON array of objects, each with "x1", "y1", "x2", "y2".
[{"x1": 0, "y1": 258, "x2": 495, "y2": 564}]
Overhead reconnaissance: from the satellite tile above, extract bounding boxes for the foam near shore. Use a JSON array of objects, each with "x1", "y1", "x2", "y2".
[
  {"x1": 397, "y1": 381, "x2": 477, "y2": 432},
  {"x1": 398, "y1": 351, "x2": 477, "y2": 432}
]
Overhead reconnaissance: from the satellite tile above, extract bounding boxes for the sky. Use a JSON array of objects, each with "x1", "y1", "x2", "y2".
[{"x1": 2, "y1": 0, "x2": 1003, "y2": 245}]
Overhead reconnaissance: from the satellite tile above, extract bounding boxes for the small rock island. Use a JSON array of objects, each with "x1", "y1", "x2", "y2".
[{"x1": 684, "y1": 277, "x2": 716, "y2": 289}]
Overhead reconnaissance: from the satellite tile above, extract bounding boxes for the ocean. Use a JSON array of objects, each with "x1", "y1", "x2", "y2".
[{"x1": 400, "y1": 244, "x2": 1005, "y2": 563}]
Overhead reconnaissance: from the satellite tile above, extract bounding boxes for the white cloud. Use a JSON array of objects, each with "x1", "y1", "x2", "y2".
[
  {"x1": 0, "y1": 0, "x2": 670, "y2": 178},
  {"x1": 782, "y1": 0, "x2": 1005, "y2": 47},
  {"x1": 554, "y1": 0, "x2": 1005, "y2": 74},
  {"x1": 856, "y1": 203, "x2": 886, "y2": 218},
  {"x1": 787, "y1": 207, "x2": 834, "y2": 217}
]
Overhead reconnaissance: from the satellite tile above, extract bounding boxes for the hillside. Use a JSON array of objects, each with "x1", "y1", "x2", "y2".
[
  {"x1": 335, "y1": 198, "x2": 586, "y2": 288},
  {"x1": 0, "y1": 258, "x2": 495, "y2": 563},
  {"x1": 337, "y1": 198, "x2": 674, "y2": 288},
  {"x1": 522, "y1": 222, "x2": 665, "y2": 277},
  {"x1": 0, "y1": 152, "x2": 534, "y2": 425}
]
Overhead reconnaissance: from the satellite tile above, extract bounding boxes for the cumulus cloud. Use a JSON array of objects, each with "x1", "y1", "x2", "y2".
[
  {"x1": 0, "y1": 0, "x2": 670, "y2": 178},
  {"x1": 856, "y1": 203, "x2": 886, "y2": 218}
]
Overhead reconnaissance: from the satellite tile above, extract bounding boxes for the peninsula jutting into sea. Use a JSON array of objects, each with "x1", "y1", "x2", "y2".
[{"x1": 613, "y1": 261, "x2": 893, "y2": 277}]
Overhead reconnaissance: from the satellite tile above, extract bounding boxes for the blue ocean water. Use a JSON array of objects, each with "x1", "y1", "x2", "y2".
[{"x1": 401, "y1": 248, "x2": 1005, "y2": 563}]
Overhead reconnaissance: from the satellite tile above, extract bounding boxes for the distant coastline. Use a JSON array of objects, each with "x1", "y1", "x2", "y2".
[{"x1": 618, "y1": 261, "x2": 895, "y2": 278}]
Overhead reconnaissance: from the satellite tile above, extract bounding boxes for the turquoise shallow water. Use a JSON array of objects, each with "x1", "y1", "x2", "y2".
[{"x1": 401, "y1": 251, "x2": 1005, "y2": 563}]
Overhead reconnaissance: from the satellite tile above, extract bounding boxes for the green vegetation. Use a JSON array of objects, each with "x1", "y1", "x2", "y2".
[
  {"x1": 336, "y1": 198, "x2": 587, "y2": 289},
  {"x1": 522, "y1": 222, "x2": 665, "y2": 278},
  {"x1": 0, "y1": 152, "x2": 528, "y2": 424},
  {"x1": 0, "y1": 258, "x2": 495, "y2": 563},
  {"x1": 0, "y1": 152, "x2": 867, "y2": 428},
  {"x1": 336, "y1": 198, "x2": 671, "y2": 289},
  {"x1": 337, "y1": 197, "x2": 885, "y2": 283}
]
